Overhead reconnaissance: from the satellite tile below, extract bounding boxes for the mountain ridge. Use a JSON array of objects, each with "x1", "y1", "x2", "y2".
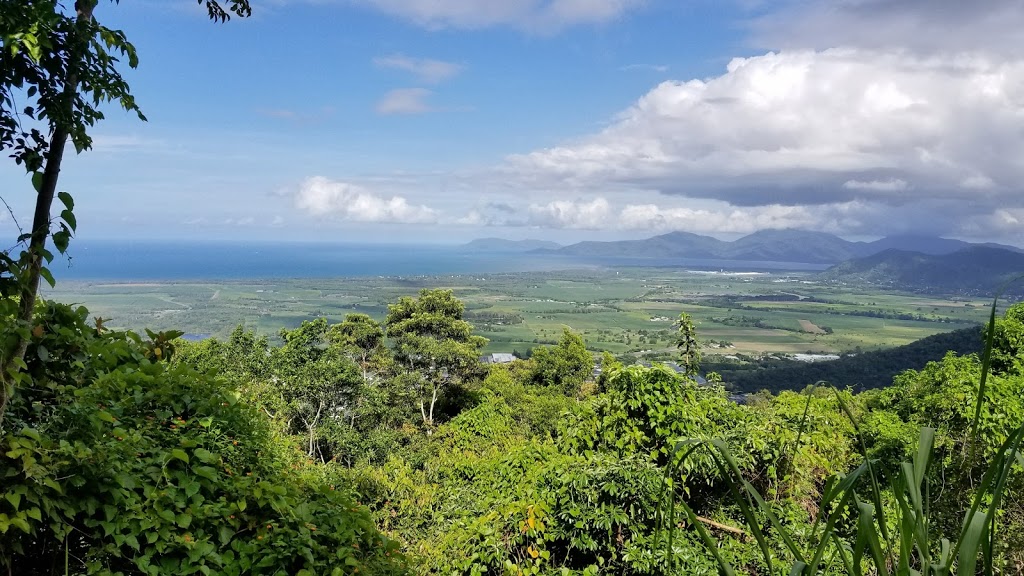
[
  {"x1": 527, "y1": 229, "x2": 1022, "y2": 265},
  {"x1": 819, "y1": 245, "x2": 1024, "y2": 296}
]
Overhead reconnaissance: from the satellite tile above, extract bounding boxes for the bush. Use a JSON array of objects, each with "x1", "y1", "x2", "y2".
[{"x1": 0, "y1": 302, "x2": 405, "y2": 575}]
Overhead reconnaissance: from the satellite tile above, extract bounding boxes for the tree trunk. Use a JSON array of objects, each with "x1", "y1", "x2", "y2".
[
  {"x1": 427, "y1": 386, "x2": 438, "y2": 431},
  {"x1": 1, "y1": 2, "x2": 95, "y2": 431},
  {"x1": 306, "y1": 401, "x2": 324, "y2": 457}
]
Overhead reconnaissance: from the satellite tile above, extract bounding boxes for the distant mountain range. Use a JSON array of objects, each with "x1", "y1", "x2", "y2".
[
  {"x1": 461, "y1": 230, "x2": 1024, "y2": 296},
  {"x1": 528, "y1": 229, "x2": 1022, "y2": 265},
  {"x1": 819, "y1": 246, "x2": 1024, "y2": 296},
  {"x1": 460, "y1": 238, "x2": 562, "y2": 252}
]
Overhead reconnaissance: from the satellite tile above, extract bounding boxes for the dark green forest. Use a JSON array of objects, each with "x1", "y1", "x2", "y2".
[{"x1": 708, "y1": 327, "x2": 985, "y2": 394}]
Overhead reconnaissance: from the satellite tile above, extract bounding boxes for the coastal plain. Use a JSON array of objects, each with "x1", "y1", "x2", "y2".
[{"x1": 45, "y1": 267, "x2": 993, "y2": 357}]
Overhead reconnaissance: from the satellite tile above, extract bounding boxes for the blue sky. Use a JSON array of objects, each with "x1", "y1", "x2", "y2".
[{"x1": 3, "y1": 0, "x2": 1024, "y2": 246}]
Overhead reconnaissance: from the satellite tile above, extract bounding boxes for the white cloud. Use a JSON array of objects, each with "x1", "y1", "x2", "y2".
[
  {"x1": 528, "y1": 197, "x2": 611, "y2": 229},
  {"x1": 376, "y1": 88, "x2": 433, "y2": 115},
  {"x1": 271, "y1": 215, "x2": 285, "y2": 227},
  {"x1": 352, "y1": 0, "x2": 642, "y2": 30},
  {"x1": 617, "y1": 203, "x2": 821, "y2": 233},
  {"x1": 752, "y1": 0, "x2": 1024, "y2": 58},
  {"x1": 505, "y1": 49, "x2": 1024, "y2": 214},
  {"x1": 374, "y1": 54, "x2": 463, "y2": 84},
  {"x1": 456, "y1": 210, "x2": 485, "y2": 225},
  {"x1": 295, "y1": 176, "x2": 438, "y2": 224},
  {"x1": 960, "y1": 174, "x2": 994, "y2": 190},
  {"x1": 620, "y1": 63, "x2": 668, "y2": 73},
  {"x1": 843, "y1": 178, "x2": 908, "y2": 192}
]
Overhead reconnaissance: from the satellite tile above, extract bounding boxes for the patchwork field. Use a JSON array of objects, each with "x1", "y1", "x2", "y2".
[{"x1": 45, "y1": 267, "x2": 996, "y2": 357}]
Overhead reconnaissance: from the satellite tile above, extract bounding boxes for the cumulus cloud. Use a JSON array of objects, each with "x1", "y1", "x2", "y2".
[
  {"x1": 376, "y1": 88, "x2": 434, "y2": 115},
  {"x1": 374, "y1": 54, "x2": 463, "y2": 83},
  {"x1": 352, "y1": 0, "x2": 642, "y2": 30},
  {"x1": 617, "y1": 203, "x2": 821, "y2": 233},
  {"x1": 505, "y1": 49, "x2": 1024, "y2": 214},
  {"x1": 295, "y1": 176, "x2": 438, "y2": 224},
  {"x1": 528, "y1": 198, "x2": 611, "y2": 229}
]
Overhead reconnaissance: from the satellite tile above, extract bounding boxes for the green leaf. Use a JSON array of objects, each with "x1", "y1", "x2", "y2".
[
  {"x1": 4, "y1": 492, "x2": 21, "y2": 510},
  {"x1": 52, "y1": 230, "x2": 70, "y2": 254},
  {"x1": 39, "y1": 267, "x2": 55, "y2": 288},
  {"x1": 175, "y1": 513, "x2": 192, "y2": 528},
  {"x1": 194, "y1": 466, "x2": 219, "y2": 481},
  {"x1": 57, "y1": 191, "x2": 73, "y2": 211},
  {"x1": 170, "y1": 449, "x2": 189, "y2": 464},
  {"x1": 31, "y1": 172, "x2": 43, "y2": 193},
  {"x1": 60, "y1": 209, "x2": 76, "y2": 232}
]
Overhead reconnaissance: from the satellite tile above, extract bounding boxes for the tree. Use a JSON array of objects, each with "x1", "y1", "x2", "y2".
[
  {"x1": 991, "y1": 302, "x2": 1024, "y2": 375},
  {"x1": 329, "y1": 312, "x2": 388, "y2": 381},
  {"x1": 675, "y1": 312, "x2": 701, "y2": 375},
  {"x1": 529, "y1": 327, "x2": 592, "y2": 395},
  {"x1": 0, "y1": 0, "x2": 251, "y2": 428},
  {"x1": 385, "y1": 289, "x2": 486, "y2": 428},
  {"x1": 274, "y1": 318, "x2": 362, "y2": 460}
]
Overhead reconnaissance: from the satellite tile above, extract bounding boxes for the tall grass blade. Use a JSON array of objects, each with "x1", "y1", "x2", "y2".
[
  {"x1": 951, "y1": 424, "x2": 1024, "y2": 575},
  {"x1": 969, "y1": 274, "x2": 1024, "y2": 455},
  {"x1": 679, "y1": 497, "x2": 737, "y2": 576},
  {"x1": 808, "y1": 463, "x2": 868, "y2": 571},
  {"x1": 659, "y1": 439, "x2": 703, "y2": 571},
  {"x1": 831, "y1": 534, "x2": 854, "y2": 576},
  {"x1": 855, "y1": 498, "x2": 891, "y2": 576},
  {"x1": 956, "y1": 513, "x2": 987, "y2": 576},
  {"x1": 834, "y1": 390, "x2": 892, "y2": 548},
  {"x1": 707, "y1": 447, "x2": 777, "y2": 570},
  {"x1": 711, "y1": 439, "x2": 808, "y2": 566},
  {"x1": 780, "y1": 384, "x2": 817, "y2": 493}
]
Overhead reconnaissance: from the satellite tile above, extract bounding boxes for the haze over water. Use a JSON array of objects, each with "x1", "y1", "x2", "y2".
[{"x1": 45, "y1": 241, "x2": 827, "y2": 281}]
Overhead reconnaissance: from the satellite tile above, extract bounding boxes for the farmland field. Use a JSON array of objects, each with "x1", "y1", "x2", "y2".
[{"x1": 45, "y1": 267, "x2": 995, "y2": 358}]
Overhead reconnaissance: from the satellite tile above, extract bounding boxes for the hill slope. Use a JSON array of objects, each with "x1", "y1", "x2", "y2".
[
  {"x1": 819, "y1": 246, "x2": 1024, "y2": 296},
  {"x1": 710, "y1": 327, "x2": 983, "y2": 394}
]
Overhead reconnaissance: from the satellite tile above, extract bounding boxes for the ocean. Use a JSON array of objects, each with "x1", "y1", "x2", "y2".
[{"x1": 43, "y1": 240, "x2": 828, "y2": 281}]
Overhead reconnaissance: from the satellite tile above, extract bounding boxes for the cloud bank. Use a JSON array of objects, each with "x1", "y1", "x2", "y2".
[{"x1": 295, "y1": 177, "x2": 438, "y2": 224}]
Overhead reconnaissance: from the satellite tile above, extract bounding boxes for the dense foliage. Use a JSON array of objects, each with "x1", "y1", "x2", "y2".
[
  {"x1": 2, "y1": 290, "x2": 1023, "y2": 574},
  {"x1": 0, "y1": 302, "x2": 403, "y2": 574},
  {"x1": 6, "y1": 2, "x2": 1019, "y2": 574}
]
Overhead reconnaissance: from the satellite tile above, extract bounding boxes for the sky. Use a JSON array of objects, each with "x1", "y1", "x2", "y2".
[{"x1": 2, "y1": 0, "x2": 1024, "y2": 246}]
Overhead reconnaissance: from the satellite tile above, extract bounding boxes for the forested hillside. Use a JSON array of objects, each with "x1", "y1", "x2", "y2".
[
  {"x1": 709, "y1": 326, "x2": 984, "y2": 393},
  {"x1": 820, "y1": 246, "x2": 1024, "y2": 296},
  {"x1": 4, "y1": 288, "x2": 1023, "y2": 574}
]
